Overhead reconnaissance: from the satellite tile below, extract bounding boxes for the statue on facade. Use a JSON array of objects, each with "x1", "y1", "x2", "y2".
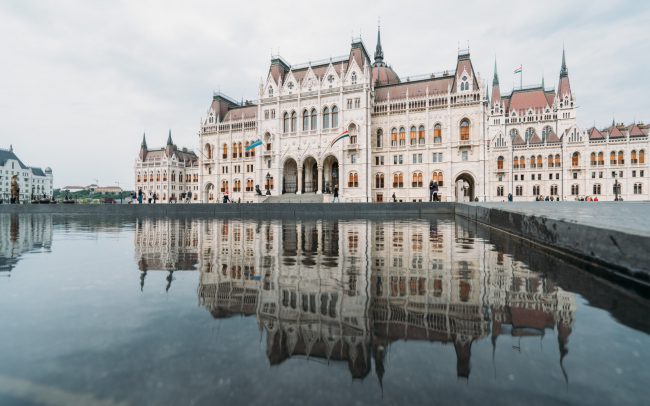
[{"x1": 10, "y1": 175, "x2": 19, "y2": 204}]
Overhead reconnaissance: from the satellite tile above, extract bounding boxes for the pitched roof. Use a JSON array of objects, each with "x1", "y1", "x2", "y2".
[
  {"x1": 608, "y1": 125, "x2": 625, "y2": 139},
  {"x1": 504, "y1": 87, "x2": 552, "y2": 113},
  {"x1": 528, "y1": 132, "x2": 542, "y2": 144},
  {"x1": 546, "y1": 129, "x2": 561, "y2": 143},
  {"x1": 0, "y1": 149, "x2": 28, "y2": 169},
  {"x1": 375, "y1": 76, "x2": 453, "y2": 102},
  {"x1": 30, "y1": 167, "x2": 45, "y2": 176},
  {"x1": 222, "y1": 105, "x2": 257, "y2": 122},
  {"x1": 588, "y1": 127, "x2": 605, "y2": 140},
  {"x1": 512, "y1": 134, "x2": 526, "y2": 145},
  {"x1": 629, "y1": 124, "x2": 646, "y2": 137}
]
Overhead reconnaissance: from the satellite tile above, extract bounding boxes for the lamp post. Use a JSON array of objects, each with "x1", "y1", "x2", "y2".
[{"x1": 265, "y1": 172, "x2": 271, "y2": 195}]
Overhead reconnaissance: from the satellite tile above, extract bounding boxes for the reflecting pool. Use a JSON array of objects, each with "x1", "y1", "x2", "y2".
[{"x1": 1, "y1": 214, "x2": 649, "y2": 405}]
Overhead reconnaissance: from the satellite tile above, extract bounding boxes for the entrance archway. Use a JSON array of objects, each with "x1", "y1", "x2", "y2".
[
  {"x1": 322, "y1": 155, "x2": 339, "y2": 194},
  {"x1": 283, "y1": 158, "x2": 298, "y2": 194},
  {"x1": 454, "y1": 173, "x2": 475, "y2": 202},
  {"x1": 204, "y1": 183, "x2": 215, "y2": 203},
  {"x1": 302, "y1": 156, "x2": 318, "y2": 193}
]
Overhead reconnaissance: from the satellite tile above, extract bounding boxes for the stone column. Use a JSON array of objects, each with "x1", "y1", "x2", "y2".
[
  {"x1": 296, "y1": 162, "x2": 303, "y2": 195},
  {"x1": 316, "y1": 165, "x2": 323, "y2": 194}
]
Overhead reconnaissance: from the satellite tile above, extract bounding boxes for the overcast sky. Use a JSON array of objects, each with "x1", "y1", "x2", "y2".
[{"x1": 1, "y1": 0, "x2": 648, "y2": 188}]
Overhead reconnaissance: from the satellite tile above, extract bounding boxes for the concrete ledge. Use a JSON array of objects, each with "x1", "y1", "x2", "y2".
[
  {"x1": 457, "y1": 202, "x2": 650, "y2": 282},
  {"x1": 0, "y1": 202, "x2": 455, "y2": 218}
]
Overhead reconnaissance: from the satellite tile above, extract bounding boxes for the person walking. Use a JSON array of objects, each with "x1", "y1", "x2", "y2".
[
  {"x1": 429, "y1": 181, "x2": 435, "y2": 202},
  {"x1": 223, "y1": 190, "x2": 230, "y2": 204},
  {"x1": 392, "y1": 192, "x2": 397, "y2": 202},
  {"x1": 332, "y1": 185, "x2": 339, "y2": 202},
  {"x1": 432, "y1": 181, "x2": 439, "y2": 202},
  {"x1": 507, "y1": 192, "x2": 513, "y2": 202},
  {"x1": 137, "y1": 188, "x2": 143, "y2": 204}
]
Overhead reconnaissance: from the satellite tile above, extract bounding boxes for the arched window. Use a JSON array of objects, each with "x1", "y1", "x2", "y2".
[
  {"x1": 434, "y1": 123, "x2": 442, "y2": 144},
  {"x1": 590, "y1": 152, "x2": 597, "y2": 166},
  {"x1": 634, "y1": 183, "x2": 643, "y2": 194},
  {"x1": 410, "y1": 126, "x2": 417, "y2": 146},
  {"x1": 302, "y1": 109, "x2": 309, "y2": 131},
  {"x1": 519, "y1": 156, "x2": 526, "y2": 169},
  {"x1": 399, "y1": 127, "x2": 406, "y2": 146},
  {"x1": 136, "y1": 172, "x2": 141, "y2": 183},
  {"x1": 290, "y1": 111, "x2": 297, "y2": 132},
  {"x1": 233, "y1": 179, "x2": 241, "y2": 192},
  {"x1": 542, "y1": 125, "x2": 553, "y2": 141},
  {"x1": 393, "y1": 172, "x2": 404, "y2": 188},
  {"x1": 310, "y1": 108, "x2": 317, "y2": 130},
  {"x1": 432, "y1": 171, "x2": 444, "y2": 186},
  {"x1": 205, "y1": 144, "x2": 212, "y2": 160},
  {"x1": 555, "y1": 154, "x2": 561, "y2": 167},
  {"x1": 283, "y1": 112, "x2": 289, "y2": 133},
  {"x1": 391, "y1": 128, "x2": 398, "y2": 146},
  {"x1": 223, "y1": 143, "x2": 228, "y2": 159},
  {"x1": 418, "y1": 125, "x2": 425, "y2": 145},
  {"x1": 593, "y1": 184, "x2": 601, "y2": 195},
  {"x1": 537, "y1": 155, "x2": 543, "y2": 168},
  {"x1": 514, "y1": 157, "x2": 519, "y2": 169},
  {"x1": 610, "y1": 151, "x2": 617, "y2": 165},
  {"x1": 525, "y1": 127, "x2": 535, "y2": 142},
  {"x1": 631, "y1": 150, "x2": 638, "y2": 164},
  {"x1": 163, "y1": 171, "x2": 167, "y2": 181},
  {"x1": 530, "y1": 156, "x2": 536, "y2": 168},
  {"x1": 244, "y1": 142, "x2": 250, "y2": 158},
  {"x1": 411, "y1": 172, "x2": 423, "y2": 187},
  {"x1": 376, "y1": 129, "x2": 383, "y2": 148},
  {"x1": 349, "y1": 124, "x2": 358, "y2": 144},
  {"x1": 640, "y1": 149, "x2": 646, "y2": 164},
  {"x1": 497, "y1": 186, "x2": 504, "y2": 197},
  {"x1": 221, "y1": 180, "x2": 229, "y2": 193},
  {"x1": 331, "y1": 106, "x2": 339, "y2": 128},
  {"x1": 497, "y1": 156, "x2": 504, "y2": 170},
  {"x1": 509, "y1": 128, "x2": 519, "y2": 140},
  {"x1": 375, "y1": 173, "x2": 384, "y2": 188},
  {"x1": 351, "y1": 72, "x2": 357, "y2": 85},
  {"x1": 547, "y1": 154, "x2": 554, "y2": 167},
  {"x1": 618, "y1": 150, "x2": 624, "y2": 165},
  {"x1": 572, "y1": 152, "x2": 580, "y2": 167},
  {"x1": 460, "y1": 119, "x2": 470, "y2": 141},
  {"x1": 571, "y1": 184, "x2": 579, "y2": 195},
  {"x1": 156, "y1": 171, "x2": 160, "y2": 181},
  {"x1": 597, "y1": 151, "x2": 604, "y2": 165},
  {"x1": 268, "y1": 87, "x2": 273, "y2": 97},
  {"x1": 322, "y1": 107, "x2": 330, "y2": 129},
  {"x1": 246, "y1": 179, "x2": 254, "y2": 192},
  {"x1": 348, "y1": 172, "x2": 359, "y2": 187}
]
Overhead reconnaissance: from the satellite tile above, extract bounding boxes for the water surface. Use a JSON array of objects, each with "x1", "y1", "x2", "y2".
[{"x1": 1, "y1": 214, "x2": 649, "y2": 406}]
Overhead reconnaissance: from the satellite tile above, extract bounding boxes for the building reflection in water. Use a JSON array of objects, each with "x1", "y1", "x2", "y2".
[
  {"x1": 134, "y1": 217, "x2": 576, "y2": 381},
  {"x1": 0, "y1": 214, "x2": 53, "y2": 275}
]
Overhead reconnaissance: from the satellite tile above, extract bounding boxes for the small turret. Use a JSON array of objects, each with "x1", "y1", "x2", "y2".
[
  {"x1": 491, "y1": 59, "x2": 501, "y2": 106},
  {"x1": 557, "y1": 47, "x2": 572, "y2": 99},
  {"x1": 165, "y1": 129, "x2": 176, "y2": 157},
  {"x1": 373, "y1": 24, "x2": 385, "y2": 67}
]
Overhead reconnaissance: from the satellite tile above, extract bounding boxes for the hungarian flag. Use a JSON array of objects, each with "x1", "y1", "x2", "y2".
[
  {"x1": 245, "y1": 139, "x2": 263, "y2": 151},
  {"x1": 514, "y1": 66, "x2": 522, "y2": 74},
  {"x1": 330, "y1": 130, "x2": 350, "y2": 147}
]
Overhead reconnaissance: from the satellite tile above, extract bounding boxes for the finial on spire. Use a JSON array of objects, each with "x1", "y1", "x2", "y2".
[
  {"x1": 373, "y1": 21, "x2": 384, "y2": 66},
  {"x1": 167, "y1": 129, "x2": 173, "y2": 146},
  {"x1": 141, "y1": 132, "x2": 147, "y2": 149},
  {"x1": 560, "y1": 46, "x2": 568, "y2": 77},
  {"x1": 9, "y1": 144, "x2": 13, "y2": 152}
]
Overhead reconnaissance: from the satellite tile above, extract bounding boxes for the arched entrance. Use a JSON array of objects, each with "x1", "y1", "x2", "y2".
[
  {"x1": 283, "y1": 158, "x2": 298, "y2": 194},
  {"x1": 455, "y1": 173, "x2": 475, "y2": 202},
  {"x1": 302, "y1": 156, "x2": 318, "y2": 193},
  {"x1": 204, "y1": 183, "x2": 215, "y2": 203},
  {"x1": 322, "y1": 155, "x2": 339, "y2": 194}
]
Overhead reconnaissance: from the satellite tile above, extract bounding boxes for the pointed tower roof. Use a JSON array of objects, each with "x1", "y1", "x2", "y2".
[
  {"x1": 374, "y1": 24, "x2": 384, "y2": 66},
  {"x1": 141, "y1": 133, "x2": 147, "y2": 149},
  {"x1": 492, "y1": 59, "x2": 499, "y2": 86},
  {"x1": 557, "y1": 47, "x2": 572, "y2": 98},
  {"x1": 166, "y1": 129, "x2": 173, "y2": 146},
  {"x1": 560, "y1": 47, "x2": 568, "y2": 78},
  {"x1": 491, "y1": 59, "x2": 501, "y2": 106}
]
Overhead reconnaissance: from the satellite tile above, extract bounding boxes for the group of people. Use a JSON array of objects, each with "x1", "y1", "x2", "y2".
[{"x1": 134, "y1": 189, "x2": 158, "y2": 204}]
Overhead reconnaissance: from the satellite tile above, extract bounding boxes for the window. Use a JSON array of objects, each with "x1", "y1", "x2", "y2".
[
  {"x1": 268, "y1": 87, "x2": 273, "y2": 97},
  {"x1": 555, "y1": 154, "x2": 561, "y2": 167},
  {"x1": 640, "y1": 150, "x2": 646, "y2": 164},
  {"x1": 461, "y1": 151, "x2": 468, "y2": 161},
  {"x1": 222, "y1": 143, "x2": 228, "y2": 159},
  {"x1": 391, "y1": 128, "x2": 398, "y2": 147},
  {"x1": 530, "y1": 156, "x2": 536, "y2": 168},
  {"x1": 412, "y1": 153, "x2": 422, "y2": 164},
  {"x1": 221, "y1": 180, "x2": 229, "y2": 193},
  {"x1": 514, "y1": 157, "x2": 519, "y2": 169},
  {"x1": 347, "y1": 99, "x2": 353, "y2": 109},
  {"x1": 432, "y1": 171, "x2": 444, "y2": 186},
  {"x1": 310, "y1": 108, "x2": 317, "y2": 130},
  {"x1": 376, "y1": 129, "x2": 383, "y2": 148},
  {"x1": 205, "y1": 144, "x2": 213, "y2": 160},
  {"x1": 550, "y1": 185, "x2": 558, "y2": 196},
  {"x1": 525, "y1": 127, "x2": 536, "y2": 142},
  {"x1": 618, "y1": 151, "x2": 624, "y2": 165},
  {"x1": 399, "y1": 127, "x2": 406, "y2": 146},
  {"x1": 572, "y1": 152, "x2": 580, "y2": 167},
  {"x1": 393, "y1": 173, "x2": 404, "y2": 188},
  {"x1": 519, "y1": 156, "x2": 526, "y2": 169},
  {"x1": 634, "y1": 183, "x2": 643, "y2": 194},
  {"x1": 375, "y1": 173, "x2": 385, "y2": 188},
  {"x1": 542, "y1": 126, "x2": 553, "y2": 141},
  {"x1": 331, "y1": 106, "x2": 339, "y2": 128},
  {"x1": 393, "y1": 155, "x2": 403, "y2": 165},
  {"x1": 233, "y1": 179, "x2": 241, "y2": 192},
  {"x1": 610, "y1": 151, "x2": 617, "y2": 165},
  {"x1": 497, "y1": 156, "x2": 504, "y2": 170},
  {"x1": 283, "y1": 112, "x2": 289, "y2": 133},
  {"x1": 351, "y1": 154, "x2": 356, "y2": 164},
  {"x1": 375, "y1": 156, "x2": 384, "y2": 165},
  {"x1": 460, "y1": 119, "x2": 470, "y2": 141},
  {"x1": 571, "y1": 184, "x2": 579, "y2": 195},
  {"x1": 290, "y1": 111, "x2": 297, "y2": 132},
  {"x1": 432, "y1": 152, "x2": 443, "y2": 163},
  {"x1": 322, "y1": 107, "x2": 330, "y2": 129},
  {"x1": 351, "y1": 72, "x2": 357, "y2": 84},
  {"x1": 348, "y1": 172, "x2": 359, "y2": 187},
  {"x1": 533, "y1": 185, "x2": 540, "y2": 195},
  {"x1": 434, "y1": 123, "x2": 442, "y2": 144},
  {"x1": 411, "y1": 172, "x2": 423, "y2": 187},
  {"x1": 497, "y1": 185, "x2": 504, "y2": 196},
  {"x1": 590, "y1": 152, "x2": 597, "y2": 166},
  {"x1": 418, "y1": 125, "x2": 425, "y2": 145},
  {"x1": 410, "y1": 126, "x2": 417, "y2": 145},
  {"x1": 302, "y1": 110, "x2": 309, "y2": 131},
  {"x1": 515, "y1": 185, "x2": 523, "y2": 196},
  {"x1": 593, "y1": 184, "x2": 601, "y2": 195}
]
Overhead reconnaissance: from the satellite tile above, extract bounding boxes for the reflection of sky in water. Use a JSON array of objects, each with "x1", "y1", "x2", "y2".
[{"x1": 0, "y1": 214, "x2": 649, "y2": 406}]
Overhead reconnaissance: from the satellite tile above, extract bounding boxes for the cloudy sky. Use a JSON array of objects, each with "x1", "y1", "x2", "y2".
[{"x1": 1, "y1": 0, "x2": 648, "y2": 188}]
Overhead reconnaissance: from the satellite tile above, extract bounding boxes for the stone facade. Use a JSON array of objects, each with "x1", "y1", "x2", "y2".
[{"x1": 0, "y1": 146, "x2": 53, "y2": 203}]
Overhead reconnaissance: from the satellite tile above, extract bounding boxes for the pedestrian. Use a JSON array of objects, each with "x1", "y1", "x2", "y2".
[
  {"x1": 137, "y1": 188, "x2": 143, "y2": 204},
  {"x1": 429, "y1": 181, "x2": 435, "y2": 202},
  {"x1": 332, "y1": 185, "x2": 339, "y2": 202},
  {"x1": 223, "y1": 190, "x2": 230, "y2": 203},
  {"x1": 507, "y1": 193, "x2": 513, "y2": 202},
  {"x1": 433, "y1": 181, "x2": 439, "y2": 202},
  {"x1": 153, "y1": 193, "x2": 157, "y2": 204},
  {"x1": 187, "y1": 191, "x2": 192, "y2": 203},
  {"x1": 392, "y1": 192, "x2": 397, "y2": 202}
]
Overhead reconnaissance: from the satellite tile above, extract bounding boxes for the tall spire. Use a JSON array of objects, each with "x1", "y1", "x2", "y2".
[
  {"x1": 492, "y1": 58, "x2": 499, "y2": 86},
  {"x1": 541, "y1": 75, "x2": 545, "y2": 89},
  {"x1": 141, "y1": 132, "x2": 147, "y2": 149},
  {"x1": 560, "y1": 47, "x2": 568, "y2": 78},
  {"x1": 166, "y1": 129, "x2": 173, "y2": 146},
  {"x1": 373, "y1": 22, "x2": 384, "y2": 66}
]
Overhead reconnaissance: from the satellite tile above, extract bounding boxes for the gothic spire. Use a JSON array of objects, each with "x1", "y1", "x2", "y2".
[
  {"x1": 492, "y1": 59, "x2": 499, "y2": 86},
  {"x1": 374, "y1": 23, "x2": 384, "y2": 66},
  {"x1": 560, "y1": 47, "x2": 568, "y2": 78},
  {"x1": 166, "y1": 129, "x2": 173, "y2": 146},
  {"x1": 141, "y1": 132, "x2": 147, "y2": 149}
]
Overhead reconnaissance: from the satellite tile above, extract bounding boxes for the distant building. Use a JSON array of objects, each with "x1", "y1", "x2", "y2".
[
  {"x1": 94, "y1": 186, "x2": 123, "y2": 194},
  {"x1": 134, "y1": 131, "x2": 199, "y2": 202},
  {"x1": 0, "y1": 145, "x2": 53, "y2": 202}
]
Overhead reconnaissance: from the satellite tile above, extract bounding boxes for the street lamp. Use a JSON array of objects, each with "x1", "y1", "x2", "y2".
[{"x1": 265, "y1": 172, "x2": 271, "y2": 195}]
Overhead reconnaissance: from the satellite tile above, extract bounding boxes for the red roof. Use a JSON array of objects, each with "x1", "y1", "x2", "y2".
[
  {"x1": 222, "y1": 105, "x2": 257, "y2": 122},
  {"x1": 588, "y1": 127, "x2": 605, "y2": 140},
  {"x1": 608, "y1": 126, "x2": 625, "y2": 139},
  {"x1": 375, "y1": 77, "x2": 452, "y2": 102},
  {"x1": 506, "y1": 88, "x2": 551, "y2": 113}
]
